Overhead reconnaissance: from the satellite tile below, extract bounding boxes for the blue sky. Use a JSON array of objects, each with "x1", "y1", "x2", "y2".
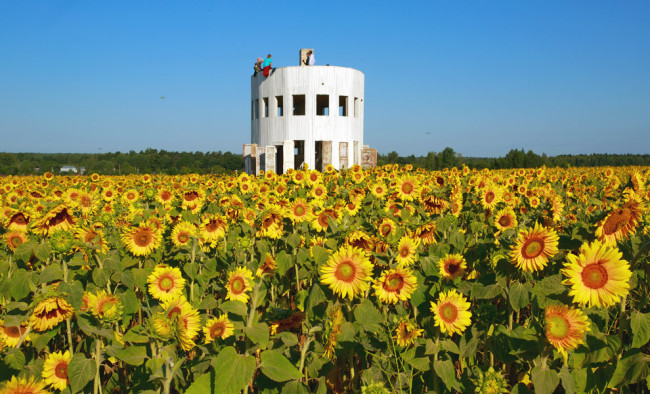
[{"x1": 1, "y1": 1, "x2": 649, "y2": 157}]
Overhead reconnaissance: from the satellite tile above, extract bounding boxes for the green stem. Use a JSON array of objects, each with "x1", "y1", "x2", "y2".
[
  {"x1": 298, "y1": 336, "x2": 313, "y2": 380},
  {"x1": 14, "y1": 325, "x2": 31, "y2": 349},
  {"x1": 94, "y1": 337, "x2": 103, "y2": 394},
  {"x1": 163, "y1": 355, "x2": 174, "y2": 394}
]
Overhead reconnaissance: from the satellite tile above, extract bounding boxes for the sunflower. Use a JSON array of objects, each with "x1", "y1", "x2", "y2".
[
  {"x1": 121, "y1": 223, "x2": 162, "y2": 256},
  {"x1": 156, "y1": 189, "x2": 175, "y2": 206},
  {"x1": 171, "y1": 221, "x2": 196, "y2": 247},
  {"x1": 370, "y1": 183, "x2": 387, "y2": 199},
  {"x1": 256, "y1": 254, "x2": 277, "y2": 277},
  {"x1": 4, "y1": 231, "x2": 28, "y2": 252},
  {"x1": 544, "y1": 305, "x2": 590, "y2": 358},
  {"x1": 200, "y1": 215, "x2": 227, "y2": 243},
  {"x1": 562, "y1": 240, "x2": 631, "y2": 308},
  {"x1": 88, "y1": 291, "x2": 123, "y2": 322},
  {"x1": 256, "y1": 207, "x2": 284, "y2": 239},
  {"x1": 395, "y1": 176, "x2": 420, "y2": 201},
  {"x1": 493, "y1": 207, "x2": 518, "y2": 234},
  {"x1": 311, "y1": 184, "x2": 328, "y2": 200},
  {"x1": 148, "y1": 265, "x2": 186, "y2": 302},
  {"x1": 49, "y1": 230, "x2": 76, "y2": 254},
  {"x1": 0, "y1": 376, "x2": 48, "y2": 394},
  {"x1": 225, "y1": 267, "x2": 254, "y2": 303},
  {"x1": 203, "y1": 315, "x2": 234, "y2": 343},
  {"x1": 510, "y1": 223, "x2": 559, "y2": 272},
  {"x1": 430, "y1": 289, "x2": 472, "y2": 336},
  {"x1": 42, "y1": 350, "x2": 71, "y2": 390},
  {"x1": 395, "y1": 236, "x2": 419, "y2": 266},
  {"x1": 320, "y1": 245, "x2": 374, "y2": 301},
  {"x1": 312, "y1": 208, "x2": 339, "y2": 233},
  {"x1": 163, "y1": 296, "x2": 200, "y2": 351},
  {"x1": 324, "y1": 307, "x2": 344, "y2": 359},
  {"x1": 30, "y1": 297, "x2": 74, "y2": 331},
  {"x1": 6, "y1": 211, "x2": 30, "y2": 233},
  {"x1": 438, "y1": 254, "x2": 467, "y2": 280},
  {"x1": 421, "y1": 195, "x2": 448, "y2": 214},
  {"x1": 377, "y1": 218, "x2": 396, "y2": 238},
  {"x1": 76, "y1": 226, "x2": 109, "y2": 255},
  {"x1": 393, "y1": 319, "x2": 424, "y2": 347},
  {"x1": 148, "y1": 313, "x2": 176, "y2": 341},
  {"x1": 345, "y1": 231, "x2": 375, "y2": 253},
  {"x1": 287, "y1": 198, "x2": 313, "y2": 223},
  {"x1": 480, "y1": 186, "x2": 501, "y2": 210},
  {"x1": 595, "y1": 199, "x2": 643, "y2": 245},
  {"x1": 0, "y1": 320, "x2": 31, "y2": 347},
  {"x1": 33, "y1": 204, "x2": 77, "y2": 235},
  {"x1": 373, "y1": 266, "x2": 418, "y2": 304},
  {"x1": 413, "y1": 223, "x2": 437, "y2": 245}
]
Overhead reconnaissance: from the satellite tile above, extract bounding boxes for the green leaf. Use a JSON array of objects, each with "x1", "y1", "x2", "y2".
[
  {"x1": 10, "y1": 269, "x2": 31, "y2": 300},
  {"x1": 306, "y1": 283, "x2": 326, "y2": 311},
  {"x1": 280, "y1": 380, "x2": 310, "y2": 394},
  {"x1": 219, "y1": 300, "x2": 248, "y2": 316},
  {"x1": 186, "y1": 370, "x2": 214, "y2": 394},
  {"x1": 531, "y1": 364, "x2": 559, "y2": 394},
  {"x1": 212, "y1": 347, "x2": 256, "y2": 394},
  {"x1": 122, "y1": 327, "x2": 150, "y2": 344},
  {"x1": 33, "y1": 243, "x2": 52, "y2": 261},
  {"x1": 407, "y1": 357, "x2": 430, "y2": 371},
  {"x1": 631, "y1": 311, "x2": 650, "y2": 348},
  {"x1": 244, "y1": 322, "x2": 270, "y2": 347},
  {"x1": 276, "y1": 251, "x2": 292, "y2": 275},
  {"x1": 3, "y1": 348, "x2": 25, "y2": 370},
  {"x1": 558, "y1": 365, "x2": 575, "y2": 394},
  {"x1": 470, "y1": 282, "x2": 502, "y2": 300},
  {"x1": 116, "y1": 345, "x2": 148, "y2": 366},
  {"x1": 509, "y1": 281, "x2": 529, "y2": 311},
  {"x1": 260, "y1": 350, "x2": 302, "y2": 382},
  {"x1": 198, "y1": 295, "x2": 218, "y2": 310},
  {"x1": 353, "y1": 299, "x2": 382, "y2": 333},
  {"x1": 68, "y1": 353, "x2": 95, "y2": 393},
  {"x1": 32, "y1": 328, "x2": 60, "y2": 351},
  {"x1": 40, "y1": 264, "x2": 64, "y2": 283},
  {"x1": 92, "y1": 268, "x2": 110, "y2": 287},
  {"x1": 608, "y1": 349, "x2": 649, "y2": 388},
  {"x1": 286, "y1": 233, "x2": 302, "y2": 249},
  {"x1": 119, "y1": 289, "x2": 139, "y2": 316},
  {"x1": 531, "y1": 274, "x2": 564, "y2": 297},
  {"x1": 433, "y1": 358, "x2": 459, "y2": 391},
  {"x1": 12, "y1": 240, "x2": 34, "y2": 262},
  {"x1": 311, "y1": 245, "x2": 330, "y2": 266}
]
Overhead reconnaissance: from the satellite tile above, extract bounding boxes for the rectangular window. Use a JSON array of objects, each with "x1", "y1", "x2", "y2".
[
  {"x1": 316, "y1": 94, "x2": 329, "y2": 116},
  {"x1": 276, "y1": 96, "x2": 283, "y2": 116},
  {"x1": 292, "y1": 95, "x2": 305, "y2": 115},
  {"x1": 254, "y1": 99, "x2": 259, "y2": 119},
  {"x1": 339, "y1": 96, "x2": 348, "y2": 116},
  {"x1": 354, "y1": 97, "x2": 359, "y2": 117},
  {"x1": 263, "y1": 98, "x2": 269, "y2": 118}
]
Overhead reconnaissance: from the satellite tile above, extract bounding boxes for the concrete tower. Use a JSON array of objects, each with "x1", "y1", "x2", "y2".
[{"x1": 245, "y1": 49, "x2": 372, "y2": 174}]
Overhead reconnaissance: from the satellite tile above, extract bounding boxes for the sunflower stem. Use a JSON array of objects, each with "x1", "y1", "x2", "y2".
[
  {"x1": 162, "y1": 354, "x2": 174, "y2": 394},
  {"x1": 94, "y1": 337, "x2": 103, "y2": 394},
  {"x1": 14, "y1": 325, "x2": 31, "y2": 349},
  {"x1": 618, "y1": 294, "x2": 628, "y2": 357}
]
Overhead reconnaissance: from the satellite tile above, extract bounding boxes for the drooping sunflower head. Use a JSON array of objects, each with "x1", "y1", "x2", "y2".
[
  {"x1": 256, "y1": 254, "x2": 278, "y2": 278},
  {"x1": 320, "y1": 245, "x2": 374, "y2": 301},
  {"x1": 510, "y1": 222, "x2": 559, "y2": 272},
  {"x1": 544, "y1": 305, "x2": 590, "y2": 358},
  {"x1": 430, "y1": 289, "x2": 472, "y2": 336},
  {"x1": 562, "y1": 240, "x2": 631, "y2": 308},
  {"x1": 438, "y1": 253, "x2": 467, "y2": 280},
  {"x1": 595, "y1": 199, "x2": 643, "y2": 245},
  {"x1": 30, "y1": 297, "x2": 74, "y2": 332},
  {"x1": 393, "y1": 319, "x2": 424, "y2": 347}
]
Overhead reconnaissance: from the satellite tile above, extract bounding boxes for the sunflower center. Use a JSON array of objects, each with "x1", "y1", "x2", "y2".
[
  {"x1": 159, "y1": 276, "x2": 174, "y2": 291},
  {"x1": 178, "y1": 233, "x2": 190, "y2": 244},
  {"x1": 498, "y1": 216, "x2": 511, "y2": 227},
  {"x1": 335, "y1": 261, "x2": 357, "y2": 282},
  {"x1": 521, "y1": 239, "x2": 544, "y2": 259},
  {"x1": 294, "y1": 205, "x2": 306, "y2": 216},
  {"x1": 581, "y1": 263, "x2": 608, "y2": 289},
  {"x1": 439, "y1": 303, "x2": 458, "y2": 323},
  {"x1": 55, "y1": 361, "x2": 69, "y2": 380},
  {"x1": 603, "y1": 208, "x2": 631, "y2": 235},
  {"x1": 445, "y1": 261, "x2": 460, "y2": 275},
  {"x1": 384, "y1": 274, "x2": 404, "y2": 292},
  {"x1": 9, "y1": 235, "x2": 24, "y2": 248},
  {"x1": 206, "y1": 221, "x2": 219, "y2": 232},
  {"x1": 402, "y1": 182, "x2": 414, "y2": 194},
  {"x1": 547, "y1": 315, "x2": 570, "y2": 339},
  {"x1": 400, "y1": 245, "x2": 411, "y2": 258},
  {"x1": 134, "y1": 230, "x2": 153, "y2": 247},
  {"x1": 4, "y1": 326, "x2": 21, "y2": 338},
  {"x1": 231, "y1": 278, "x2": 245, "y2": 294},
  {"x1": 485, "y1": 191, "x2": 495, "y2": 204},
  {"x1": 209, "y1": 322, "x2": 226, "y2": 338}
]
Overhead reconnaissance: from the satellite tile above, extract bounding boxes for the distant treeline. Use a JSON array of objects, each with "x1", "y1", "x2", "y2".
[{"x1": 1, "y1": 148, "x2": 649, "y2": 175}]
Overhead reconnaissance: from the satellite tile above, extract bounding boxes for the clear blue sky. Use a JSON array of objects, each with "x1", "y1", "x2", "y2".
[{"x1": 1, "y1": 1, "x2": 649, "y2": 157}]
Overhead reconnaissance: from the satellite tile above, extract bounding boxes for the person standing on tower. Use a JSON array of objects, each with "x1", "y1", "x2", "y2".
[
  {"x1": 262, "y1": 54, "x2": 273, "y2": 77},
  {"x1": 304, "y1": 51, "x2": 315, "y2": 66}
]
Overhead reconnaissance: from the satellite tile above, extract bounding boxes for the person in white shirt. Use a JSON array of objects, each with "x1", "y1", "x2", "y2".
[{"x1": 305, "y1": 51, "x2": 315, "y2": 66}]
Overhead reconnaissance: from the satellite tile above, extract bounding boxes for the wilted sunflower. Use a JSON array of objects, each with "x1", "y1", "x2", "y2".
[
  {"x1": 346, "y1": 230, "x2": 375, "y2": 253},
  {"x1": 373, "y1": 266, "x2": 417, "y2": 304},
  {"x1": 595, "y1": 198, "x2": 643, "y2": 245},
  {"x1": 421, "y1": 195, "x2": 448, "y2": 214},
  {"x1": 395, "y1": 236, "x2": 419, "y2": 266},
  {"x1": 0, "y1": 376, "x2": 48, "y2": 394},
  {"x1": 6, "y1": 211, "x2": 30, "y2": 233},
  {"x1": 203, "y1": 315, "x2": 234, "y2": 343},
  {"x1": 510, "y1": 223, "x2": 559, "y2": 272},
  {"x1": 30, "y1": 297, "x2": 74, "y2": 331},
  {"x1": 225, "y1": 267, "x2": 254, "y2": 303},
  {"x1": 438, "y1": 253, "x2": 467, "y2": 280},
  {"x1": 393, "y1": 319, "x2": 424, "y2": 347},
  {"x1": 121, "y1": 223, "x2": 162, "y2": 256},
  {"x1": 33, "y1": 204, "x2": 76, "y2": 235},
  {"x1": 256, "y1": 254, "x2": 277, "y2": 277},
  {"x1": 430, "y1": 289, "x2": 472, "y2": 336},
  {"x1": 148, "y1": 265, "x2": 186, "y2": 302},
  {"x1": 42, "y1": 350, "x2": 71, "y2": 391},
  {"x1": 320, "y1": 245, "x2": 374, "y2": 301},
  {"x1": 562, "y1": 240, "x2": 631, "y2": 308},
  {"x1": 171, "y1": 221, "x2": 196, "y2": 247},
  {"x1": 0, "y1": 320, "x2": 30, "y2": 347},
  {"x1": 544, "y1": 305, "x2": 590, "y2": 358}
]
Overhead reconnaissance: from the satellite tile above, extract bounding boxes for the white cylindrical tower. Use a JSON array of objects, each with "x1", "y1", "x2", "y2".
[{"x1": 250, "y1": 61, "x2": 364, "y2": 173}]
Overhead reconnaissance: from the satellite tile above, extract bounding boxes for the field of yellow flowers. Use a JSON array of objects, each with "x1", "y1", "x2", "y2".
[{"x1": 0, "y1": 164, "x2": 648, "y2": 393}]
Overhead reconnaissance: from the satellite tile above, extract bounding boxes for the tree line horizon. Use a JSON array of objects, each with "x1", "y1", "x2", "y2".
[{"x1": 1, "y1": 148, "x2": 649, "y2": 175}]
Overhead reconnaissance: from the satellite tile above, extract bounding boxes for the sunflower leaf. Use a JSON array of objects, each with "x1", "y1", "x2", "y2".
[
  {"x1": 212, "y1": 347, "x2": 256, "y2": 394},
  {"x1": 219, "y1": 300, "x2": 248, "y2": 316},
  {"x1": 509, "y1": 281, "x2": 529, "y2": 311},
  {"x1": 244, "y1": 322, "x2": 269, "y2": 347},
  {"x1": 260, "y1": 350, "x2": 302, "y2": 382},
  {"x1": 631, "y1": 311, "x2": 650, "y2": 348},
  {"x1": 3, "y1": 348, "x2": 25, "y2": 370},
  {"x1": 68, "y1": 353, "x2": 95, "y2": 393}
]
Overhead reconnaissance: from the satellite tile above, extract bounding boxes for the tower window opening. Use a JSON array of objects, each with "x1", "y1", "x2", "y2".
[
  {"x1": 263, "y1": 98, "x2": 269, "y2": 118},
  {"x1": 354, "y1": 97, "x2": 359, "y2": 117},
  {"x1": 292, "y1": 95, "x2": 305, "y2": 116},
  {"x1": 294, "y1": 140, "x2": 305, "y2": 169},
  {"x1": 276, "y1": 96, "x2": 283, "y2": 116},
  {"x1": 339, "y1": 96, "x2": 348, "y2": 116},
  {"x1": 254, "y1": 99, "x2": 259, "y2": 119},
  {"x1": 316, "y1": 95, "x2": 329, "y2": 116},
  {"x1": 251, "y1": 101, "x2": 254, "y2": 120}
]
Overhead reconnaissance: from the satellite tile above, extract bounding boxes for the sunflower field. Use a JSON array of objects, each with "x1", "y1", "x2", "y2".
[{"x1": 0, "y1": 164, "x2": 648, "y2": 393}]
